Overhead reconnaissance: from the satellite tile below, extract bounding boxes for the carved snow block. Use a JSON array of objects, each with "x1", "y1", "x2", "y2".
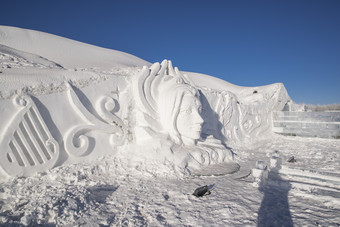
[{"x1": 0, "y1": 96, "x2": 59, "y2": 177}]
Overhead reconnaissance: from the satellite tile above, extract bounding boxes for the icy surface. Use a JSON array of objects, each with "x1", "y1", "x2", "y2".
[{"x1": 0, "y1": 26, "x2": 339, "y2": 226}]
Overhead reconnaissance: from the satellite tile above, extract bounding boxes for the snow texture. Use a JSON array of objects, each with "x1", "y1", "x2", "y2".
[{"x1": 0, "y1": 26, "x2": 339, "y2": 226}]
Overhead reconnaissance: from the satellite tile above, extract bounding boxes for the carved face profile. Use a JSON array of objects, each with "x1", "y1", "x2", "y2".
[
  {"x1": 176, "y1": 94, "x2": 204, "y2": 146},
  {"x1": 158, "y1": 81, "x2": 203, "y2": 146},
  {"x1": 134, "y1": 60, "x2": 204, "y2": 146}
]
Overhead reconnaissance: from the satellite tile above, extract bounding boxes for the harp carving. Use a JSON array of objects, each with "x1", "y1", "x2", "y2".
[{"x1": 0, "y1": 95, "x2": 59, "y2": 177}]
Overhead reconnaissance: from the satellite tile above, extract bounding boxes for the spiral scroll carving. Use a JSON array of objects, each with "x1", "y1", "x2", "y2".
[
  {"x1": 64, "y1": 83, "x2": 126, "y2": 157},
  {"x1": 96, "y1": 96, "x2": 126, "y2": 136}
]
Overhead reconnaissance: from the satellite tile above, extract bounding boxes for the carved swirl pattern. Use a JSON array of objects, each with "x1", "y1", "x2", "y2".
[
  {"x1": 64, "y1": 83, "x2": 126, "y2": 157},
  {"x1": 96, "y1": 96, "x2": 126, "y2": 134}
]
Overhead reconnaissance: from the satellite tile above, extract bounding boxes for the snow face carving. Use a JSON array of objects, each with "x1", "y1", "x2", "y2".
[
  {"x1": 134, "y1": 60, "x2": 203, "y2": 146},
  {"x1": 133, "y1": 60, "x2": 236, "y2": 174},
  {"x1": 175, "y1": 94, "x2": 204, "y2": 145}
]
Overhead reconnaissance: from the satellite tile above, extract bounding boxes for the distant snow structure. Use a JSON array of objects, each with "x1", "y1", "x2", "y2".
[
  {"x1": 272, "y1": 110, "x2": 340, "y2": 139},
  {"x1": 273, "y1": 99, "x2": 340, "y2": 139},
  {"x1": 272, "y1": 94, "x2": 340, "y2": 139}
]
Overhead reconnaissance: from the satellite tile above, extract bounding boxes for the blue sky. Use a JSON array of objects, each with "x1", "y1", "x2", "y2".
[{"x1": 1, "y1": 0, "x2": 339, "y2": 104}]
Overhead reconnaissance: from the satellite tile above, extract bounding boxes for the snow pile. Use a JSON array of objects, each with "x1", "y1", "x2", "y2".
[{"x1": 1, "y1": 26, "x2": 339, "y2": 226}]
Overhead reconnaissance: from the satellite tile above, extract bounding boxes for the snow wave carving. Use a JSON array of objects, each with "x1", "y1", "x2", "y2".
[
  {"x1": 0, "y1": 95, "x2": 59, "y2": 177},
  {"x1": 200, "y1": 90, "x2": 240, "y2": 143},
  {"x1": 64, "y1": 83, "x2": 126, "y2": 157},
  {"x1": 198, "y1": 82, "x2": 290, "y2": 145}
]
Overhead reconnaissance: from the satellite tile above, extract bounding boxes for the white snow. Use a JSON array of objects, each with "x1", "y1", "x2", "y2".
[
  {"x1": 0, "y1": 26, "x2": 339, "y2": 226},
  {"x1": 0, "y1": 26, "x2": 149, "y2": 70}
]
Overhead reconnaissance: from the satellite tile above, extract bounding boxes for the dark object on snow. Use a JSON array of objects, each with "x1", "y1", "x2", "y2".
[
  {"x1": 193, "y1": 184, "x2": 214, "y2": 197},
  {"x1": 253, "y1": 90, "x2": 258, "y2": 94},
  {"x1": 287, "y1": 156, "x2": 297, "y2": 163}
]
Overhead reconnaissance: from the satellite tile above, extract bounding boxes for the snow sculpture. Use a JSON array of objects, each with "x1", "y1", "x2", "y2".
[
  {"x1": 0, "y1": 26, "x2": 296, "y2": 179},
  {"x1": 64, "y1": 83, "x2": 126, "y2": 157},
  {"x1": 134, "y1": 60, "x2": 203, "y2": 146},
  {"x1": 133, "y1": 60, "x2": 235, "y2": 173},
  {"x1": 0, "y1": 95, "x2": 59, "y2": 177}
]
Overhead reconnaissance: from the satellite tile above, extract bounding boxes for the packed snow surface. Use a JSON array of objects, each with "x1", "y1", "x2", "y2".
[
  {"x1": 0, "y1": 26, "x2": 339, "y2": 226},
  {"x1": 1, "y1": 136, "x2": 340, "y2": 226}
]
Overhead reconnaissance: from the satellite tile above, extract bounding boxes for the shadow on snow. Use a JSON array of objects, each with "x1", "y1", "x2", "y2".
[{"x1": 257, "y1": 169, "x2": 294, "y2": 227}]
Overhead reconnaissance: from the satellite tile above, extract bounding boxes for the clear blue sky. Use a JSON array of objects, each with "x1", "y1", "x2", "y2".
[{"x1": 1, "y1": 0, "x2": 339, "y2": 104}]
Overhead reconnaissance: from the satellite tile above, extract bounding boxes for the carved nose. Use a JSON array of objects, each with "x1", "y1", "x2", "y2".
[{"x1": 196, "y1": 111, "x2": 204, "y2": 126}]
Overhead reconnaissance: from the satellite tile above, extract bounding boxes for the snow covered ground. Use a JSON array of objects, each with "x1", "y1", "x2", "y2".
[
  {"x1": 1, "y1": 135, "x2": 340, "y2": 226},
  {"x1": 1, "y1": 26, "x2": 340, "y2": 226}
]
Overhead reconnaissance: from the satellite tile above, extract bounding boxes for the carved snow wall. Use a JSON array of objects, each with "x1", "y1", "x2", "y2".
[
  {"x1": 0, "y1": 60, "x2": 291, "y2": 177},
  {"x1": 0, "y1": 76, "x2": 128, "y2": 177},
  {"x1": 199, "y1": 88, "x2": 288, "y2": 145}
]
